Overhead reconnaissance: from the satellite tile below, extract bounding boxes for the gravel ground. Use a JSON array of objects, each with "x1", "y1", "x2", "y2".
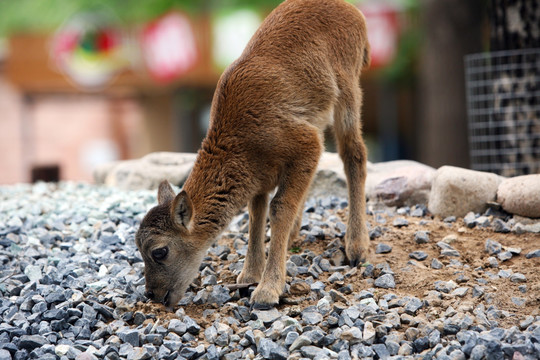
[{"x1": 0, "y1": 182, "x2": 539, "y2": 360}]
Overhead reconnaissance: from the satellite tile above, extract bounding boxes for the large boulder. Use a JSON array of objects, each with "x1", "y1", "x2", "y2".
[
  {"x1": 428, "y1": 166, "x2": 504, "y2": 218},
  {"x1": 309, "y1": 152, "x2": 348, "y2": 198},
  {"x1": 311, "y1": 153, "x2": 435, "y2": 206},
  {"x1": 367, "y1": 160, "x2": 436, "y2": 207},
  {"x1": 497, "y1": 174, "x2": 540, "y2": 218},
  {"x1": 94, "y1": 152, "x2": 197, "y2": 190},
  {"x1": 95, "y1": 151, "x2": 436, "y2": 209}
]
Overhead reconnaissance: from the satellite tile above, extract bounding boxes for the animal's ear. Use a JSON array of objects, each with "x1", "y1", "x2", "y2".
[
  {"x1": 158, "y1": 180, "x2": 175, "y2": 205},
  {"x1": 171, "y1": 190, "x2": 192, "y2": 229}
]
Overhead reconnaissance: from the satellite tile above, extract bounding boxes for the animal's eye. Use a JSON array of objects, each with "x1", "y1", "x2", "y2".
[{"x1": 151, "y1": 247, "x2": 168, "y2": 261}]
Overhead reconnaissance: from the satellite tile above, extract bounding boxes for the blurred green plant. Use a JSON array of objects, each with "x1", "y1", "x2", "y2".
[
  {"x1": 378, "y1": 0, "x2": 421, "y2": 86},
  {"x1": 0, "y1": 0, "x2": 283, "y2": 36},
  {"x1": 0, "y1": 0, "x2": 420, "y2": 84}
]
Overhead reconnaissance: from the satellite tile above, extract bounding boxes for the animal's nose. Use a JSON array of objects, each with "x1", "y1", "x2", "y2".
[{"x1": 145, "y1": 290, "x2": 155, "y2": 300}]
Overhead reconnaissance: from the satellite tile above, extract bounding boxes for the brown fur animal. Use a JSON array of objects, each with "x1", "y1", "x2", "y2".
[{"x1": 135, "y1": 0, "x2": 371, "y2": 308}]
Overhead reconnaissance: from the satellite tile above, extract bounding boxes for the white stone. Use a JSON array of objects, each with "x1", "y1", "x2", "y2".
[
  {"x1": 94, "y1": 152, "x2": 196, "y2": 190},
  {"x1": 497, "y1": 174, "x2": 540, "y2": 218},
  {"x1": 24, "y1": 265, "x2": 42, "y2": 282},
  {"x1": 428, "y1": 166, "x2": 503, "y2": 217},
  {"x1": 340, "y1": 327, "x2": 363, "y2": 344},
  {"x1": 368, "y1": 160, "x2": 436, "y2": 207},
  {"x1": 363, "y1": 321, "x2": 376, "y2": 344},
  {"x1": 312, "y1": 153, "x2": 435, "y2": 206},
  {"x1": 55, "y1": 344, "x2": 70, "y2": 356}
]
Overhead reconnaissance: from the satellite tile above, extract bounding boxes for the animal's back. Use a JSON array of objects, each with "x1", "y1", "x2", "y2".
[
  {"x1": 244, "y1": 0, "x2": 369, "y2": 69},
  {"x1": 210, "y1": 0, "x2": 370, "y2": 135}
]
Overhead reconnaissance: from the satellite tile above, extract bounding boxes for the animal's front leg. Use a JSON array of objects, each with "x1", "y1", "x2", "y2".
[
  {"x1": 250, "y1": 196, "x2": 295, "y2": 307},
  {"x1": 237, "y1": 193, "x2": 268, "y2": 285}
]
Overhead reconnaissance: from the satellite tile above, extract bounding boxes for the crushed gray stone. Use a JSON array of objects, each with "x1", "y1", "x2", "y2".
[{"x1": 1, "y1": 182, "x2": 538, "y2": 360}]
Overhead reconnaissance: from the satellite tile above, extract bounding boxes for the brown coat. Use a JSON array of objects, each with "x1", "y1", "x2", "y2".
[{"x1": 136, "y1": 0, "x2": 371, "y2": 308}]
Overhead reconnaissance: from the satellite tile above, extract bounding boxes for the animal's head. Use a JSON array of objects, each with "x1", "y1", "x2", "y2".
[{"x1": 135, "y1": 180, "x2": 205, "y2": 308}]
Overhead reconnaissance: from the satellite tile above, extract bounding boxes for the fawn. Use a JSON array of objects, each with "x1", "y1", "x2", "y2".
[{"x1": 135, "y1": 0, "x2": 371, "y2": 308}]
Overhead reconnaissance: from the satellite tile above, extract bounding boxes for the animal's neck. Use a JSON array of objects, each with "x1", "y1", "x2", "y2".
[{"x1": 183, "y1": 142, "x2": 251, "y2": 242}]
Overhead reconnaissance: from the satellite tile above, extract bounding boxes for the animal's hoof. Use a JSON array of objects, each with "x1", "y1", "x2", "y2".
[
  {"x1": 347, "y1": 255, "x2": 367, "y2": 268},
  {"x1": 345, "y1": 235, "x2": 369, "y2": 268},
  {"x1": 250, "y1": 283, "x2": 281, "y2": 307},
  {"x1": 237, "y1": 271, "x2": 261, "y2": 286}
]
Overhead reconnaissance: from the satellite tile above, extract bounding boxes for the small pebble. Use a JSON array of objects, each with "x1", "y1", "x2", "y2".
[{"x1": 376, "y1": 243, "x2": 392, "y2": 254}]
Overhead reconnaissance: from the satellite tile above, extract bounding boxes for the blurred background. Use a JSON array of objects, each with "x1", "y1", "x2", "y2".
[{"x1": 0, "y1": 0, "x2": 538, "y2": 184}]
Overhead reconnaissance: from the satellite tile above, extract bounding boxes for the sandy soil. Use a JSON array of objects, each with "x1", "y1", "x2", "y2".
[{"x1": 131, "y1": 210, "x2": 540, "y2": 331}]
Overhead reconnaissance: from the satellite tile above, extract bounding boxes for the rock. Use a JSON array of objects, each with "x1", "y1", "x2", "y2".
[
  {"x1": 464, "y1": 212, "x2": 477, "y2": 228},
  {"x1": 367, "y1": 160, "x2": 436, "y2": 207},
  {"x1": 258, "y1": 338, "x2": 287, "y2": 360},
  {"x1": 442, "y1": 234, "x2": 458, "y2": 244},
  {"x1": 409, "y1": 251, "x2": 428, "y2": 261},
  {"x1": 525, "y1": 249, "x2": 540, "y2": 259},
  {"x1": 0, "y1": 350, "x2": 11, "y2": 360},
  {"x1": 398, "y1": 343, "x2": 414, "y2": 356},
  {"x1": 24, "y1": 265, "x2": 42, "y2": 282},
  {"x1": 476, "y1": 216, "x2": 491, "y2": 227},
  {"x1": 487, "y1": 256, "x2": 499, "y2": 268},
  {"x1": 309, "y1": 152, "x2": 349, "y2": 198},
  {"x1": 428, "y1": 166, "x2": 503, "y2": 217},
  {"x1": 485, "y1": 239, "x2": 502, "y2": 255},
  {"x1": 301, "y1": 311, "x2": 323, "y2": 325},
  {"x1": 94, "y1": 152, "x2": 197, "y2": 190},
  {"x1": 204, "y1": 326, "x2": 217, "y2": 343},
  {"x1": 510, "y1": 273, "x2": 526, "y2": 283},
  {"x1": 392, "y1": 218, "x2": 409, "y2": 227},
  {"x1": 497, "y1": 251, "x2": 512, "y2": 262},
  {"x1": 253, "y1": 308, "x2": 281, "y2": 326},
  {"x1": 363, "y1": 321, "x2": 376, "y2": 344},
  {"x1": 452, "y1": 287, "x2": 469, "y2": 297},
  {"x1": 414, "y1": 231, "x2": 430, "y2": 244},
  {"x1": 118, "y1": 329, "x2": 140, "y2": 347},
  {"x1": 207, "y1": 285, "x2": 231, "y2": 305},
  {"x1": 404, "y1": 297, "x2": 424, "y2": 314},
  {"x1": 369, "y1": 226, "x2": 383, "y2": 239},
  {"x1": 374, "y1": 274, "x2": 395, "y2": 289},
  {"x1": 286, "y1": 261, "x2": 298, "y2": 277},
  {"x1": 328, "y1": 272, "x2": 345, "y2": 283},
  {"x1": 375, "y1": 243, "x2": 392, "y2": 254},
  {"x1": 372, "y1": 343, "x2": 391, "y2": 360},
  {"x1": 435, "y1": 280, "x2": 457, "y2": 293},
  {"x1": 284, "y1": 332, "x2": 299, "y2": 347},
  {"x1": 437, "y1": 241, "x2": 460, "y2": 257},
  {"x1": 413, "y1": 337, "x2": 430, "y2": 353},
  {"x1": 18, "y1": 335, "x2": 49, "y2": 350},
  {"x1": 289, "y1": 335, "x2": 312, "y2": 351},
  {"x1": 289, "y1": 281, "x2": 311, "y2": 296},
  {"x1": 492, "y1": 219, "x2": 510, "y2": 233},
  {"x1": 184, "y1": 316, "x2": 201, "y2": 334},
  {"x1": 497, "y1": 175, "x2": 540, "y2": 218},
  {"x1": 431, "y1": 259, "x2": 444, "y2": 269},
  {"x1": 341, "y1": 327, "x2": 363, "y2": 344}
]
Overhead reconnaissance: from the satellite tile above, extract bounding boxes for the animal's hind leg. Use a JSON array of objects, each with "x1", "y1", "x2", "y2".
[
  {"x1": 334, "y1": 87, "x2": 370, "y2": 266},
  {"x1": 287, "y1": 194, "x2": 307, "y2": 248}
]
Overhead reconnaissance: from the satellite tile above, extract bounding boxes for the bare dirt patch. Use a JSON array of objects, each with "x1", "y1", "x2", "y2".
[{"x1": 135, "y1": 209, "x2": 539, "y2": 332}]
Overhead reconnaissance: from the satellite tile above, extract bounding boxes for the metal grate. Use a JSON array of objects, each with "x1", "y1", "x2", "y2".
[{"x1": 464, "y1": 48, "x2": 540, "y2": 177}]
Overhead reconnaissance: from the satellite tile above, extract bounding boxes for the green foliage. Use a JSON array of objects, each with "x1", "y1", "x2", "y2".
[
  {"x1": 289, "y1": 246, "x2": 301, "y2": 254},
  {"x1": 377, "y1": 0, "x2": 422, "y2": 85},
  {"x1": 0, "y1": 0, "x2": 283, "y2": 36}
]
